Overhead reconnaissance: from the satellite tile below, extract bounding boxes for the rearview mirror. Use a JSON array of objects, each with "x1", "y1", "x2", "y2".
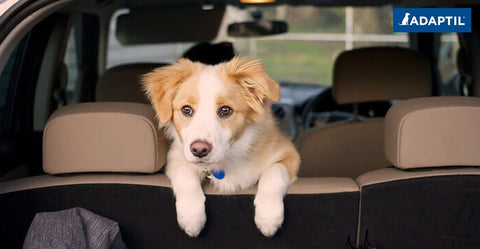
[{"x1": 227, "y1": 20, "x2": 288, "y2": 37}]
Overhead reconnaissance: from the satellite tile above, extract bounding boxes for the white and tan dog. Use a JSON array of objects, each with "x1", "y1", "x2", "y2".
[{"x1": 142, "y1": 56, "x2": 300, "y2": 237}]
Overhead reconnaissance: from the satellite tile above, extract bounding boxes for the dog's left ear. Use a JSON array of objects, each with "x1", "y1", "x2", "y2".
[{"x1": 225, "y1": 56, "x2": 280, "y2": 103}]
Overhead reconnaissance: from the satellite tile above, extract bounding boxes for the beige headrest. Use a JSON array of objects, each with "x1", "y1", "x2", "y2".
[
  {"x1": 332, "y1": 47, "x2": 432, "y2": 104},
  {"x1": 43, "y1": 102, "x2": 167, "y2": 174},
  {"x1": 385, "y1": 97, "x2": 480, "y2": 169},
  {"x1": 96, "y1": 63, "x2": 167, "y2": 104}
]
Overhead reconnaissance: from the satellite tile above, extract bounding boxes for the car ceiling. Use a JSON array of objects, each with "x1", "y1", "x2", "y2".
[
  {"x1": 61, "y1": 0, "x2": 480, "y2": 16},
  {"x1": 116, "y1": 0, "x2": 480, "y2": 7}
]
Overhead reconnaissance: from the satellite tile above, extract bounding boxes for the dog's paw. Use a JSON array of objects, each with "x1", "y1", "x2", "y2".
[
  {"x1": 176, "y1": 200, "x2": 206, "y2": 237},
  {"x1": 254, "y1": 198, "x2": 284, "y2": 237}
]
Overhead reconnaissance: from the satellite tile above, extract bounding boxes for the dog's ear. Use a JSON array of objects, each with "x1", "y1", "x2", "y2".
[
  {"x1": 142, "y1": 59, "x2": 196, "y2": 124},
  {"x1": 224, "y1": 57, "x2": 280, "y2": 121},
  {"x1": 225, "y1": 56, "x2": 280, "y2": 103}
]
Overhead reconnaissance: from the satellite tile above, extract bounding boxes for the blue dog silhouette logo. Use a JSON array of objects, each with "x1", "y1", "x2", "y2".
[{"x1": 399, "y1": 13, "x2": 410, "y2": 25}]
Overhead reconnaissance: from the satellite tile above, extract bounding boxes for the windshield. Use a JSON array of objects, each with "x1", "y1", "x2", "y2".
[
  {"x1": 107, "y1": 5, "x2": 409, "y2": 86},
  {"x1": 228, "y1": 5, "x2": 409, "y2": 86}
]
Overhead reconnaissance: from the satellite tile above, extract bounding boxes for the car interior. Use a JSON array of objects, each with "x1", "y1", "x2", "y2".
[{"x1": 0, "y1": 0, "x2": 479, "y2": 248}]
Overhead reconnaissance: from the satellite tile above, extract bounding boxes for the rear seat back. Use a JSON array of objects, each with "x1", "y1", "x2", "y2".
[
  {"x1": 297, "y1": 47, "x2": 432, "y2": 178},
  {"x1": 96, "y1": 63, "x2": 167, "y2": 104},
  {"x1": 296, "y1": 119, "x2": 386, "y2": 178},
  {"x1": 0, "y1": 102, "x2": 360, "y2": 249},
  {"x1": 357, "y1": 97, "x2": 480, "y2": 249}
]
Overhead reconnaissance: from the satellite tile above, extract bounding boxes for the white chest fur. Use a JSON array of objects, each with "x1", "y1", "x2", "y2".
[{"x1": 206, "y1": 158, "x2": 263, "y2": 193}]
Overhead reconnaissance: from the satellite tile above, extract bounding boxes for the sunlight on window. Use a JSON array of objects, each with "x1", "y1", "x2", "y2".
[{"x1": 229, "y1": 5, "x2": 408, "y2": 86}]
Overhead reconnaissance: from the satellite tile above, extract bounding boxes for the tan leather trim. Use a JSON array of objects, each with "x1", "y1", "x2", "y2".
[
  {"x1": 204, "y1": 177, "x2": 359, "y2": 195},
  {"x1": 286, "y1": 177, "x2": 359, "y2": 194},
  {"x1": 385, "y1": 97, "x2": 480, "y2": 169},
  {"x1": 0, "y1": 174, "x2": 172, "y2": 195},
  {"x1": 0, "y1": 175, "x2": 358, "y2": 195},
  {"x1": 332, "y1": 47, "x2": 431, "y2": 104},
  {"x1": 356, "y1": 167, "x2": 480, "y2": 187}
]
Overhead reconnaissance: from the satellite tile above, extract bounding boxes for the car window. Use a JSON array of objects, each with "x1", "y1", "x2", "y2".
[
  {"x1": 107, "y1": 9, "x2": 194, "y2": 69},
  {"x1": 107, "y1": 6, "x2": 408, "y2": 86},
  {"x1": 64, "y1": 23, "x2": 80, "y2": 105},
  {"x1": 229, "y1": 5, "x2": 408, "y2": 86},
  {"x1": 59, "y1": 13, "x2": 99, "y2": 106},
  {"x1": 438, "y1": 33, "x2": 461, "y2": 96}
]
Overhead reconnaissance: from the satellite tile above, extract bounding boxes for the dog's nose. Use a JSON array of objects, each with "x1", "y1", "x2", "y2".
[{"x1": 190, "y1": 140, "x2": 212, "y2": 158}]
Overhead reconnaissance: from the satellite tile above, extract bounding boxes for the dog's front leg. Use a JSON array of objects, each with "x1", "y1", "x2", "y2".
[
  {"x1": 254, "y1": 163, "x2": 290, "y2": 237},
  {"x1": 167, "y1": 164, "x2": 206, "y2": 237}
]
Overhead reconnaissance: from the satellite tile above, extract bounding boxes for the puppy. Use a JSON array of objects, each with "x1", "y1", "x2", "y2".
[{"x1": 142, "y1": 56, "x2": 300, "y2": 237}]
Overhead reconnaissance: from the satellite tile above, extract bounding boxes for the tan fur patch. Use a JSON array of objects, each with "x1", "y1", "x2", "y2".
[
  {"x1": 215, "y1": 79, "x2": 251, "y2": 144},
  {"x1": 247, "y1": 116, "x2": 301, "y2": 180},
  {"x1": 170, "y1": 73, "x2": 202, "y2": 141},
  {"x1": 218, "y1": 59, "x2": 300, "y2": 179},
  {"x1": 142, "y1": 59, "x2": 203, "y2": 124},
  {"x1": 220, "y1": 56, "x2": 280, "y2": 123}
]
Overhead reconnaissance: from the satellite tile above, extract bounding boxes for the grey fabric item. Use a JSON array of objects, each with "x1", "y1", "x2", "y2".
[{"x1": 24, "y1": 207, "x2": 127, "y2": 249}]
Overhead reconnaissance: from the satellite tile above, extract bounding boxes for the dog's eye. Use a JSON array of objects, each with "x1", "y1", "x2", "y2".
[
  {"x1": 218, "y1": 106, "x2": 233, "y2": 118},
  {"x1": 181, "y1": 106, "x2": 194, "y2": 117}
]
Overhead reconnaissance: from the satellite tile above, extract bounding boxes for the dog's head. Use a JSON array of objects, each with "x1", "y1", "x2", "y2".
[{"x1": 142, "y1": 56, "x2": 279, "y2": 164}]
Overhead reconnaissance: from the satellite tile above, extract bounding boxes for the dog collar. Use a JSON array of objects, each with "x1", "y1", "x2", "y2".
[{"x1": 202, "y1": 169, "x2": 225, "y2": 180}]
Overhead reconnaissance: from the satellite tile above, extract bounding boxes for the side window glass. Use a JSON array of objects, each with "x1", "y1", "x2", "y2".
[
  {"x1": 438, "y1": 33, "x2": 461, "y2": 96},
  {"x1": 64, "y1": 21, "x2": 80, "y2": 104}
]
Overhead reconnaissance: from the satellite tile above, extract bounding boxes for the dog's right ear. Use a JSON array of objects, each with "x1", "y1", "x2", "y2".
[{"x1": 142, "y1": 59, "x2": 196, "y2": 124}]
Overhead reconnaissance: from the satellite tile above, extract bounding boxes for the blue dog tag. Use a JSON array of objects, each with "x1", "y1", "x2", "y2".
[{"x1": 212, "y1": 170, "x2": 225, "y2": 180}]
